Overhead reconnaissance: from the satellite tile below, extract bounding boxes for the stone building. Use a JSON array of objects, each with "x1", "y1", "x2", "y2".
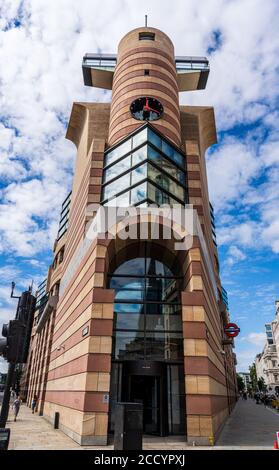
[
  {"x1": 22, "y1": 26, "x2": 237, "y2": 446},
  {"x1": 255, "y1": 320, "x2": 279, "y2": 394}
]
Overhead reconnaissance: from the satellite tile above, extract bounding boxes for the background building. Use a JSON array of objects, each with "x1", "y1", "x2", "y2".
[
  {"x1": 238, "y1": 372, "x2": 250, "y2": 391},
  {"x1": 21, "y1": 26, "x2": 237, "y2": 446},
  {"x1": 255, "y1": 319, "x2": 279, "y2": 394},
  {"x1": 272, "y1": 301, "x2": 279, "y2": 362}
]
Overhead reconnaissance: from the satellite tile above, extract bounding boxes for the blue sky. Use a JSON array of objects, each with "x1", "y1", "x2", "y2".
[{"x1": 0, "y1": 0, "x2": 279, "y2": 372}]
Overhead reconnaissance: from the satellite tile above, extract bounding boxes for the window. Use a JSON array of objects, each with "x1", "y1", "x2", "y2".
[
  {"x1": 139, "y1": 32, "x2": 155, "y2": 41},
  {"x1": 130, "y1": 182, "x2": 147, "y2": 204},
  {"x1": 109, "y1": 252, "x2": 183, "y2": 362},
  {"x1": 103, "y1": 155, "x2": 131, "y2": 183},
  {"x1": 57, "y1": 192, "x2": 71, "y2": 240},
  {"x1": 59, "y1": 246, "x2": 64, "y2": 264},
  {"x1": 105, "y1": 138, "x2": 132, "y2": 166},
  {"x1": 102, "y1": 126, "x2": 186, "y2": 206}
]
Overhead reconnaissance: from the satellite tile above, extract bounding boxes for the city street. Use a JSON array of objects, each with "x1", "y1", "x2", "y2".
[
  {"x1": 4, "y1": 398, "x2": 279, "y2": 450},
  {"x1": 216, "y1": 398, "x2": 279, "y2": 448}
]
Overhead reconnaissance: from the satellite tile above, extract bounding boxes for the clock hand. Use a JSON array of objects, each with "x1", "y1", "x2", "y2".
[
  {"x1": 144, "y1": 105, "x2": 159, "y2": 114},
  {"x1": 146, "y1": 106, "x2": 159, "y2": 114}
]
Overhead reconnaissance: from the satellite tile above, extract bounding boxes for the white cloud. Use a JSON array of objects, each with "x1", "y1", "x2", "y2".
[
  {"x1": 236, "y1": 348, "x2": 259, "y2": 372},
  {"x1": 242, "y1": 332, "x2": 266, "y2": 347},
  {"x1": 227, "y1": 245, "x2": 246, "y2": 265},
  {"x1": 207, "y1": 138, "x2": 261, "y2": 212},
  {"x1": 236, "y1": 332, "x2": 266, "y2": 371}
]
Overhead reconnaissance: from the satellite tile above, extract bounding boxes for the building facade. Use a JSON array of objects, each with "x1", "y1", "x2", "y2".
[
  {"x1": 22, "y1": 26, "x2": 237, "y2": 446},
  {"x1": 255, "y1": 319, "x2": 279, "y2": 394},
  {"x1": 238, "y1": 372, "x2": 250, "y2": 391},
  {"x1": 272, "y1": 301, "x2": 279, "y2": 363}
]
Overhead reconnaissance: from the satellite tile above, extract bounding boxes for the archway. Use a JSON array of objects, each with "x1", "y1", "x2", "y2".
[{"x1": 107, "y1": 242, "x2": 186, "y2": 436}]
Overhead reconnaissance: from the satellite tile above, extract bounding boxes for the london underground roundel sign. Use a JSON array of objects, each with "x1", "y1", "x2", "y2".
[{"x1": 224, "y1": 323, "x2": 240, "y2": 338}]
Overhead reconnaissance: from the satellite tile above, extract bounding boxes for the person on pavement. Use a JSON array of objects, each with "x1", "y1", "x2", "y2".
[
  {"x1": 255, "y1": 392, "x2": 260, "y2": 404},
  {"x1": 31, "y1": 394, "x2": 38, "y2": 414},
  {"x1": 12, "y1": 395, "x2": 21, "y2": 422}
]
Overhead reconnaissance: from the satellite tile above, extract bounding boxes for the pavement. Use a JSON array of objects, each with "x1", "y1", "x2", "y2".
[
  {"x1": 4, "y1": 398, "x2": 279, "y2": 450},
  {"x1": 216, "y1": 398, "x2": 279, "y2": 449}
]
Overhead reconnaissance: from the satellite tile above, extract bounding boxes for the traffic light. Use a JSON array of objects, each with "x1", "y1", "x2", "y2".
[
  {"x1": 0, "y1": 290, "x2": 36, "y2": 364},
  {"x1": 0, "y1": 324, "x2": 8, "y2": 359},
  {"x1": 0, "y1": 320, "x2": 25, "y2": 363}
]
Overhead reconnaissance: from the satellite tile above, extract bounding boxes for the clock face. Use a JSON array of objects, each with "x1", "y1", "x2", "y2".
[{"x1": 130, "y1": 97, "x2": 164, "y2": 121}]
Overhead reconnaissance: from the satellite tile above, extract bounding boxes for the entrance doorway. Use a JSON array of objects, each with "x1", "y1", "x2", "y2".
[
  {"x1": 120, "y1": 361, "x2": 167, "y2": 436},
  {"x1": 129, "y1": 375, "x2": 160, "y2": 435},
  {"x1": 108, "y1": 251, "x2": 186, "y2": 437},
  {"x1": 109, "y1": 360, "x2": 185, "y2": 436}
]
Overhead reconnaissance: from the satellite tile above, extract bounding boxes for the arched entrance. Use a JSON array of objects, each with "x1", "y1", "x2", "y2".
[{"x1": 108, "y1": 243, "x2": 186, "y2": 436}]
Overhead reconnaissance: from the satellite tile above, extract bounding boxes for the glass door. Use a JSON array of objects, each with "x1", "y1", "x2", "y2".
[{"x1": 129, "y1": 375, "x2": 161, "y2": 435}]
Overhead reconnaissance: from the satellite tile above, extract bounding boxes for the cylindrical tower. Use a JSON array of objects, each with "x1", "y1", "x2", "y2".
[{"x1": 108, "y1": 27, "x2": 181, "y2": 146}]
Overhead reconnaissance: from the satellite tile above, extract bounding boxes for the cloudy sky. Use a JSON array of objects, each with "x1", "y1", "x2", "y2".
[{"x1": 0, "y1": 0, "x2": 279, "y2": 373}]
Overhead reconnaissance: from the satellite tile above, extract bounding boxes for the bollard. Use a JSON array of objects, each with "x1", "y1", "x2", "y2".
[
  {"x1": 114, "y1": 402, "x2": 143, "y2": 450},
  {"x1": 54, "y1": 411, "x2": 59, "y2": 429}
]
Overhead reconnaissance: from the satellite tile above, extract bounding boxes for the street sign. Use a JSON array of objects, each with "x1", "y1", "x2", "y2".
[{"x1": 224, "y1": 323, "x2": 240, "y2": 338}]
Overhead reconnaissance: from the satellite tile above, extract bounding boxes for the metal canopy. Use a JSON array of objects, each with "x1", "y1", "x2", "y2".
[{"x1": 82, "y1": 53, "x2": 210, "y2": 91}]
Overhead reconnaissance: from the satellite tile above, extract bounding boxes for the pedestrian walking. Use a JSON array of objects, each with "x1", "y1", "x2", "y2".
[
  {"x1": 255, "y1": 392, "x2": 260, "y2": 404},
  {"x1": 12, "y1": 395, "x2": 21, "y2": 422},
  {"x1": 31, "y1": 394, "x2": 38, "y2": 414}
]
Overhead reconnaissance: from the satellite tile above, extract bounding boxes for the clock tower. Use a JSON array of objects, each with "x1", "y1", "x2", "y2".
[{"x1": 108, "y1": 27, "x2": 181, "y2": 146}]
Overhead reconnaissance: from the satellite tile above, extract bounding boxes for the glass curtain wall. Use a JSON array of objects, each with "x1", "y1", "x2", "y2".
[
  {"x1": 108, "y1": 246, "x2": 185, "y2": 435},
  {"x1": 102, "y1": 125, "x2": 187, "y2": 207}
]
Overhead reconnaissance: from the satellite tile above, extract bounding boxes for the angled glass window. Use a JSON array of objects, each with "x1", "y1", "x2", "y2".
[
  {"x1": 132, "y1": 145, "x2": 148, "y2": 166},
  {"x1": 130, "y1": 182, "x2": 147, "y2": 204},
  {"x1": 131, "y1": 163, "x2": 147, "y2": 185},
  {"x1": 103, "y1": 155, "x2": 131, "y2": 183},
  {"x1": 147, "y1": 182, "x2": 182, "y2": 206},
  {"x1": 147, "y1": 165, "x2": 184, "y2": 200},
  {"x1": 148, "y1": 129, "x2": 162, "y2": 151},
  {"x1": 102, "y1": 124, "x2": 186, "y2": 206},
  {"x1": 148, "y1": 146, "x2": 185, "y2": 184},
  {"x1": 102, "y1": 173, "x2": 129, "y2": 200},
  {"x1": 103, "y1": 191, "x2": 130, "y2": 207},
  {"x1": 147, "y1": 128, "x2": 184, "y2": 167},
  {"x1": 132, "y1": 127, "x2": 148, "y2": 149},
  {"x1": 105, "y1": 138, "x2": 132, "y2": 166}
]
